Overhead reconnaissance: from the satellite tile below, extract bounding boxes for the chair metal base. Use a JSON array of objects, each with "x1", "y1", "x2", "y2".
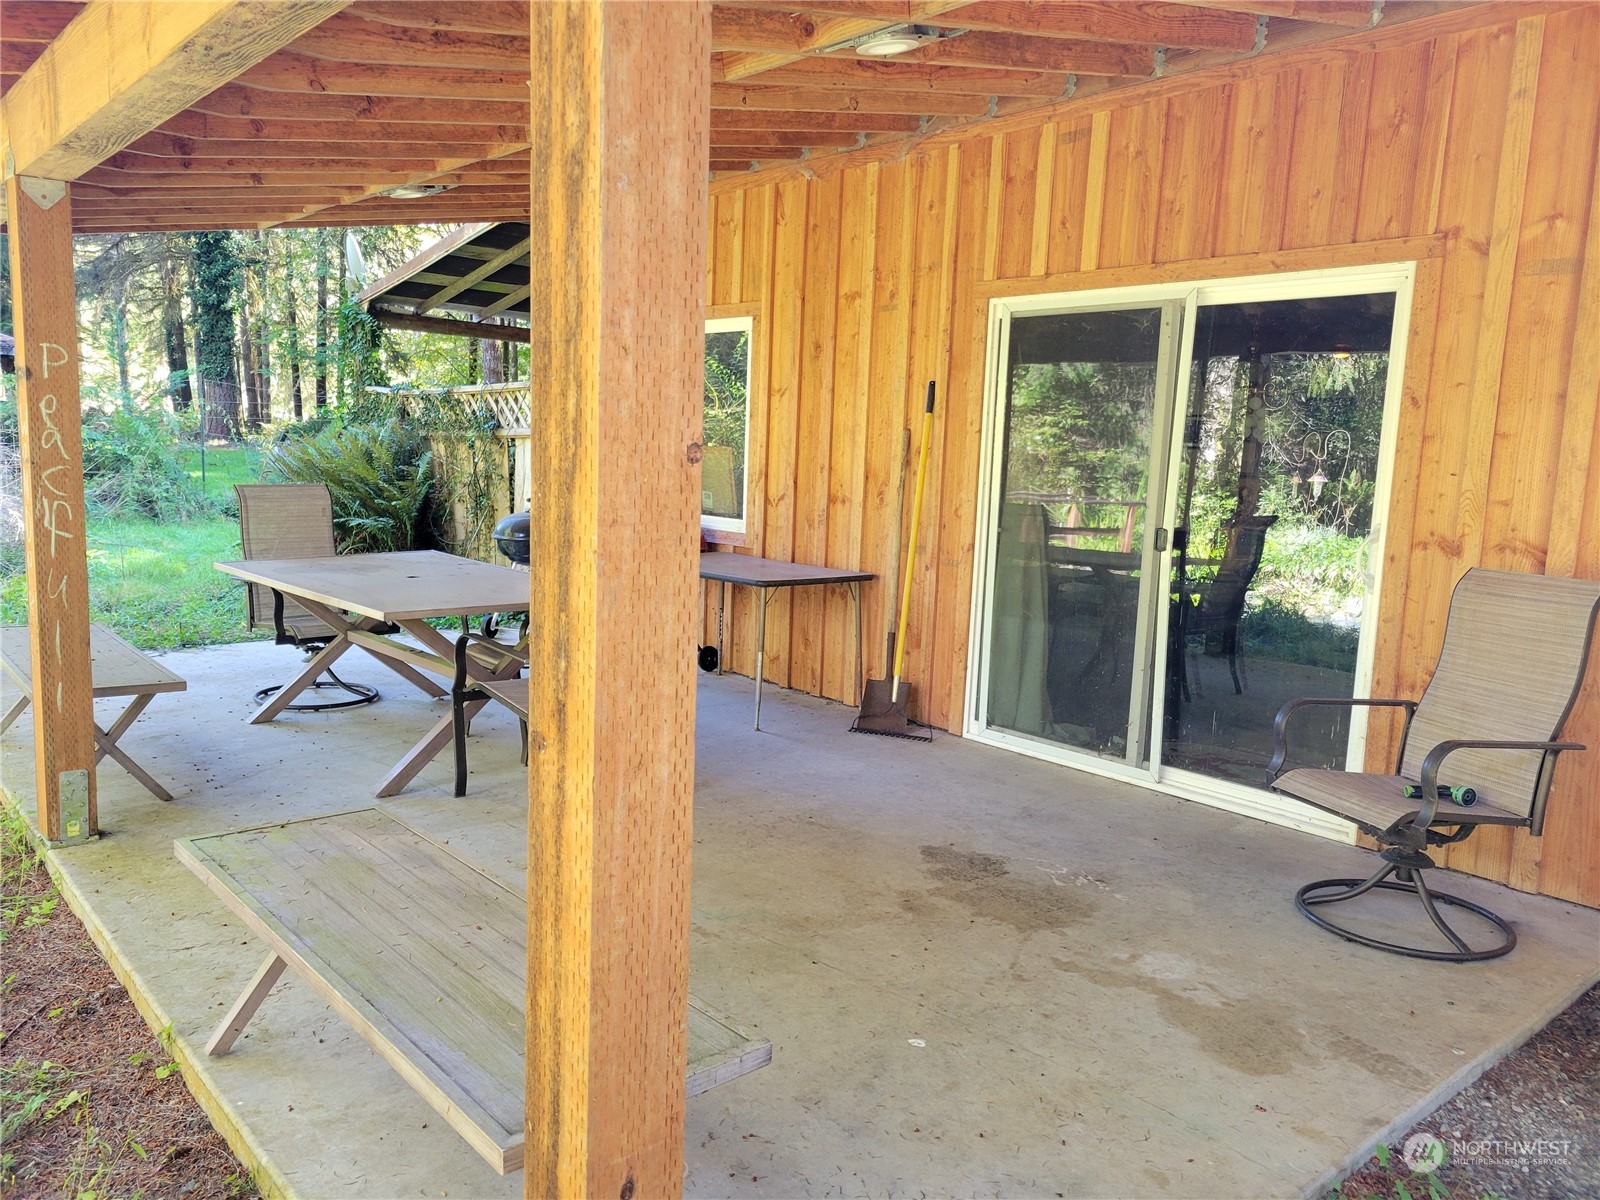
[
  {"x1": 254, "y1": 668, "x2": 379, "y2": 713},
  {"x1": 1296, "y1": 859, "x2": 1516, "y2": 962}
]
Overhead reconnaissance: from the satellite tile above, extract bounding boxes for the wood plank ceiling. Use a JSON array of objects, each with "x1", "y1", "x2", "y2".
[{"x1": 1, "y1": 0, "x2": 1473, "y2": 234}]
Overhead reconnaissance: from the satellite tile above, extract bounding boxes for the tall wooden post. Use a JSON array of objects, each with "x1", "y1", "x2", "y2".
[
  {"x1": 525, "y1": 3, "x2": 709, "y2": 1198},
  {"x1": 5, "y1": 176, "x2": 96, "y2": 842}
]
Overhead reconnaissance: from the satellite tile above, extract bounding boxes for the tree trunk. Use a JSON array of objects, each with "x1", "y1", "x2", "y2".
[
  {"x1": 238, "y1": 297, "x2": 260, "y2": 428},
  {"x1": 111, "y1": 274, "x2": 132, "y2": 408},
  {"x1": 251, "y1": 232, "x2": 272, "y2": 425},
  {"x1": 287, "y1": 282, "x2": 304, "y2": 421},
  {"x1": 315, "y1": 230, "x2": 330, "y2": 411},
  {"x1": 161, "y1": 243, "x2": 192, "y2": 411},
  {"x1": 478, "y1": 321, "x2": 506, "y2": 384},
  {"x1": 187, "y1": 230, "x2": 242, "y2": 434}
]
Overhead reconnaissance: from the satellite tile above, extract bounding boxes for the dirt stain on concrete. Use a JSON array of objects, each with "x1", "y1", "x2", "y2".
[
  {"x1": 912, "y1": 846, "x2": 1099, "y2": 934},
  {"x1": 1052, "y1": 954, "x2": 1309, "y2": 1078},
  {"x1": 1319, "y1": 1030, "x2": 1417, "y2": 1088}
]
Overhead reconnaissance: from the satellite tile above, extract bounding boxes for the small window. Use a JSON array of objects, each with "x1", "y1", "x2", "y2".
[{"x1": 702, "y1": 315, "x2": 752, "y2": 533}]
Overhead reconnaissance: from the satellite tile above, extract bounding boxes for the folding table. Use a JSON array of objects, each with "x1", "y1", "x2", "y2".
[
  {"x1": 699, "y1": 552, "x2": 874, "y2": 730},
  {"x1": 0, "y1": 623, "x2": 187, "y2": 801}
]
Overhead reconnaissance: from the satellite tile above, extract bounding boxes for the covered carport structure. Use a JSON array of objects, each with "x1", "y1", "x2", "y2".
[{"x1": 3, "y1": 2, "x2": 1598, "y2": 1197}]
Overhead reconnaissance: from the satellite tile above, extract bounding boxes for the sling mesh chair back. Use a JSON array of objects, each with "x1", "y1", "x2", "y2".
[
  {"x1": 234, "y1": 483, "x2": 380, "y2": 711},
  {"x1": 1267, "y1": 568, "x2": 1600, "y2": 961}
]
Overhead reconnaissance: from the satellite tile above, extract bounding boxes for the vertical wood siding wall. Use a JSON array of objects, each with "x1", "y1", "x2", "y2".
[{"x1": 701, "y1": 3, "x2": 1600, "y2": 906}]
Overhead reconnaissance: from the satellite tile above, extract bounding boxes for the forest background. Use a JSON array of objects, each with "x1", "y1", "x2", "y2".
[{"x1": 0, "y1": 223, "x2": 522, "y2": 649}]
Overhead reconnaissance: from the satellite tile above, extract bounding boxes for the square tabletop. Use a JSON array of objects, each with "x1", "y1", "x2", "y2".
[{"x1": 215, "y1": 550, "x2": 531, "y2": 623}]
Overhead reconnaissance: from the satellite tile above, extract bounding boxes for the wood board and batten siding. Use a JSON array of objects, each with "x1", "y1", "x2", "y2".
[{"x1": 702, "y1": 2, "x2": 1600, "y2": 907}]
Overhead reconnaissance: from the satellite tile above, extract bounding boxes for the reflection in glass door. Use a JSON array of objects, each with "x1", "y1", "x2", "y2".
[
  {"x1": 1161, "y1": 293, "x2": 1397, "y2": 785},
  {"x1": 982, "y1": 305, "x2": 1177, "y2": 763}
]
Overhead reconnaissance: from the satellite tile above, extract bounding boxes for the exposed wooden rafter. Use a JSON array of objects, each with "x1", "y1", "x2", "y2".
[{"x1": 0, "y1": 0, "x2": 1479, "y2": 232}]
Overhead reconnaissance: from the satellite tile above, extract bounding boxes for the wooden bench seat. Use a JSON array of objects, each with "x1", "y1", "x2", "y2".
[
  {"x1": 2, "y1": 623, "x2": 187, "y2": 803},
  {"x1": 176, "y1": 808, "x2": 769, "y2": 1175}
]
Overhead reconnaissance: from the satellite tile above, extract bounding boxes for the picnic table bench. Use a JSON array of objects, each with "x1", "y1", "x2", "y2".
[
  {"x1": 1, "y1": 623, "x2": 186, "y2": 802},
  {"x1": 176, "y1": 808, "x2": 770, "y2": 1175}
]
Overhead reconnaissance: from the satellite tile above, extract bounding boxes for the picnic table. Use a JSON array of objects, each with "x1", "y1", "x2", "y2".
[{"x1": 0, "y1": 623, "x2": 186, "y2": 801}]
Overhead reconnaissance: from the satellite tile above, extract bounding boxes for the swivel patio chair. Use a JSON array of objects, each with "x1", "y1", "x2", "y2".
[
  {"x1": 234, "y1": 483, "x2": 380, "y2": 711},
  {"x1": 1267, "y1": 568, "x2": 1600, "y2": 961}
]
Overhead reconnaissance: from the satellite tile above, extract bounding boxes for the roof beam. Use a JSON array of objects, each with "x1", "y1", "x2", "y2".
[
  {"x1": 234, "y1": 52, "x2": 527, "y2": 100},
  {"x1": 285, "y1": 11, "x2": 528, "y2": 70},
  {"x1": 1175, "y1": 0, "x2": 1376, "y2": 26},
  {"x1": 710, "y1": 110, "x2": 921, "y2": 132},
  {"x1": 930, "y1": 1, "x2": 1261, "y2": 51},
  {"x1": 345, "y1": 0, "x2": 531, "y2": 37},
  {"x1": 1, "y1": 0, "x2": 350, "y2": 181},
  {"x1": 189, "y1": 83, "x2": 527, "y2": 124},
  {"x1": 710, "y1": 83, "x2": 989, "y2": 116},
  {"x1": 910, "y1": 31, "x2": 1152, "y2": 75},
  {"x1": 156, "y1": 112, "x2": 530, "y2": 143},
  {"x1": 117, "y1": 136, "x2": 529, "y2": 162},
  {"x1": 370, "y1": 310, "x2": 533, "y2": 344},
  {"x1": 735, "y1": 59, "x2": 1071, "y2": 97},
  {"x1": 416, "y1": 237, "x2": 531, "y2": 315},
  {"x1": 710, "y1": 6, "x2": 819, "y2": 52},
  {"x1": 718, "y1": 2, "x2": 970, "y2": 82},
  {"x1": 0, "y1": 2, "x2": 88, "y2": 43}
]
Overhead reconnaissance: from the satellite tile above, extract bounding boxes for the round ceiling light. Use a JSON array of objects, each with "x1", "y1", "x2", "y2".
[
  {"x1": 382, "y1": 183, "x2": 456, "y2": 199},
  {"x1": 855, "y1": 31, "x2": 923, "y2": 56}
]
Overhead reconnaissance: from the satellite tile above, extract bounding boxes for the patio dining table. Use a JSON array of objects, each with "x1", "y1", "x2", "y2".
[{"x1": 215, "y1": 550, "x2": 531, "y2": 797}]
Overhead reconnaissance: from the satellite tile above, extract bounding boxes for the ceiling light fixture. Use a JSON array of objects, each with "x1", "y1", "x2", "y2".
[
  {"x1": 855, "y1": 27, "x2": 925, "y2": 57},
  {"x1": 381, "y1": 183, "x2": 456, "y2": 200},
  {"x1": 823, "y1": 23, "x2": 960, "y2": 58}
]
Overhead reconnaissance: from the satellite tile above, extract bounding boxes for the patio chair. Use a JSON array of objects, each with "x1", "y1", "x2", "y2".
[
  {"x1": 1266, "y1": 568, "x2": 1600, "y2": 961},
  {"x1": 450, "y1": 632, "x2": 529, "y2": 797},
  {"x1": 234, "y1": 483, "x2": 380, "y2": 711}
]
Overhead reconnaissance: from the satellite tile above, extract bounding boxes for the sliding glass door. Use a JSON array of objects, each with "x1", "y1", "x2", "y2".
[
  {"x1": 981, "y1": 303, "x2": 1179, "y2": 766},
  {"x1": 969, "y1": 268, "x2": 1412, "y2": 824}
]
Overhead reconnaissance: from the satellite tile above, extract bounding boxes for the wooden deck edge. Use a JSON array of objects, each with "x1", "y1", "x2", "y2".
[{"x1": 1, "y1": 793, "x2": 299, "y2": 1200}]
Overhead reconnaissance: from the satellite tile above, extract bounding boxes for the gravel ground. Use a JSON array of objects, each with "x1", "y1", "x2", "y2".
[{"x1": 1330, "y1": 982, "x2": 1599, "y2": 1200}]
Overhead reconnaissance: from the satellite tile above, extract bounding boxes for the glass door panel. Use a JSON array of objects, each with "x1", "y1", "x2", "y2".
[
  {"x1": 985, "y1": 306, "x2": 1172, "y2": 762},
  {"x1": 1161, "y1": 292, "x2": 1397, "y2": 784}
]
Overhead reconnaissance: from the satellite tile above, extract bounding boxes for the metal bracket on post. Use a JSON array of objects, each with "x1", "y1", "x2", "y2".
[
  {"x1": 19, "y1": 176, "x2": 67, "y2": 210},
  {"x1": 52, "y1": 769, "x2": 93, "y2": 845}
]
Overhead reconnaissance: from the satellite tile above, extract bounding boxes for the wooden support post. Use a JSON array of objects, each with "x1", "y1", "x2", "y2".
[
  {"x1": 525, "y1": 3, "x2": 709, "y2": 1197},
  {"x1": 6, "y1": 177, "x2": 96, "y2": 841}
]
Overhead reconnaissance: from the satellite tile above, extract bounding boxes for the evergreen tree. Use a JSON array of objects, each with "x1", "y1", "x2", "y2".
[{"x1": 188, "y1": 230, "x2": 243, "y2": 432}]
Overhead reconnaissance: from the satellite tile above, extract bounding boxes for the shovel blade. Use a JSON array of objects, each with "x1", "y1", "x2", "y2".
[{"x1": 851, "y1": 678, "x2": 931, "y2": 741}]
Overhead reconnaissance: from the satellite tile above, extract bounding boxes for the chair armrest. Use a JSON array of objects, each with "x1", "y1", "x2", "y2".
[
  {"x1": 1266, "y1": 697, "x2": 1417, "y2": 783},
  {"x1": 1408, "y1": 738, "x2": 1586, "y2": 828}
]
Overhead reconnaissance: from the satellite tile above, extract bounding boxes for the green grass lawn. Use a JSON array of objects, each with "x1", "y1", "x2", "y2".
[
  {"x1": 0, "y1": 446, "x2": 269, "y2": 651},
  {"x1": 177, "y1": 444, "x2": 263, "y2": 503}
]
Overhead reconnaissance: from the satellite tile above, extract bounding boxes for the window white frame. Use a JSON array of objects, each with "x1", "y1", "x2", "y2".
[{"x1": 702, "y1": 314, "x2": 754, "y2": 535}]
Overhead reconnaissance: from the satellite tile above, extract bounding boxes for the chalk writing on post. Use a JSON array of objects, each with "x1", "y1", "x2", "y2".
[{"x1": 32, "y1": 342, "x2": 77, "y2": 716}]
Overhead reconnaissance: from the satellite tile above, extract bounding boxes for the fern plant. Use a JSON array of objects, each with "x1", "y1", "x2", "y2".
[{"x1": 265, "y1": 419, "x2": 433, "y2": 554}]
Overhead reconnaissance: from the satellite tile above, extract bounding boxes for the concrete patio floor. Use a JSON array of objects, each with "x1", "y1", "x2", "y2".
[{"x1": 2, "y1": 636, "x2": 1597, "y2": 1199}]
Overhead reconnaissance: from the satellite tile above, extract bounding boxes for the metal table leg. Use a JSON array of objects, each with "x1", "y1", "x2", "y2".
[
  {"x1": 717, "y1": 580, "x2": 728, "y2": 676},
  {"x1": 849, "y1": 581, "x2": 863, "y2": 705},
  {"x1": 754, "y1": 588, "x2": 774, "y2": 730}
]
